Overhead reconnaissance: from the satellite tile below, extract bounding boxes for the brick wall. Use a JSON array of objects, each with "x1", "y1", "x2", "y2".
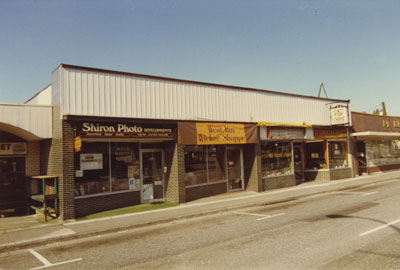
[
  {"x1": 186, "y1": 182, "x2": 227, "y2": 202},
  {"x1": 62, "y1": 120, "x2": 75, "y2": 219},
  {"x1": 243, "y1": 144, "x2": 263, "y2": 192},
  {"x1": 165, "y1": 143, "x2": 186, "y2": 203},
  {"x1": 263, "y1": 175, "x2": 296, "y2": 190},
  {"x1": 75, "y1": 191, "x2": 140, "y2": 218},
  {"x1": 43, "y1": 106, "x2": 76, "y2": 220},
  {"x1": 329, "y1": 168, "x2": 353, "y2": 180},
  {"x1": 304, "y1": 170, "x2": 330, "y2": 181},
  {"x1": 26, "y1": 140, "x2": 40, "y2": 176}
]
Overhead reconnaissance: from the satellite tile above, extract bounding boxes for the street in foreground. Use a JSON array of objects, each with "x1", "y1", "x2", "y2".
[{"x1": 1, "y1": 178, "x2": 400, "y2": 269}]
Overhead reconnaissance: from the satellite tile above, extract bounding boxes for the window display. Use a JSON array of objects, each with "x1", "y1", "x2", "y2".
[
  {"x1": 75, "y1": 142, "x2": 140, "y2": 197},
  {"x1": 111, "y1": 143, "x2": 140, "y2": 191},
  {"x1": 261, "y1": 142, "x2": 292, "y2": 177},
  {"x1": 305, "y1": 141, "x2": 326, "y2": 170},
  {"x1": 184, "y1": 145, "x2": 226, "y2": 186},
  {"x1": 366, "y1": 139, "x2": 400, "y2": 166},
  {"x1": 328, "y1": 141, "x2": 348, "y2": 168}
]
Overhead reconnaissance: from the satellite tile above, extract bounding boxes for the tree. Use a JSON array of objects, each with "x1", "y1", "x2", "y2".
[{"x1": 372, "y1": 108, "x2": 381, "y2": 115}]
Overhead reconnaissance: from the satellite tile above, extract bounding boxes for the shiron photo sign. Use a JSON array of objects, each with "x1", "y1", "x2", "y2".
[
  {"x1": 178, "y1": 122, "x2": 258, "y2": 145},
  {"x1": 76, "y1": 122, "x2": 175, "y2": 139}
]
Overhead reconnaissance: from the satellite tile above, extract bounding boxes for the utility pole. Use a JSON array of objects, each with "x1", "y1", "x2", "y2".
[
  {"x1": 381, "y1": 102, "x2": 387, "y2": 116},
  {"x1": 318, "y1": 82, "x2": 328, "y2": 98}
]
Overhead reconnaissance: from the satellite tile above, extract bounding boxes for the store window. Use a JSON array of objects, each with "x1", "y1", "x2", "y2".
[
  {"x1": 74, "y1": 142, "x2": 140, "y2": 197},
  {"x1": 111, "y1": 143, "x2": 140, "y2": 191},
  {"x1": 261, "y1": 142, "x2": 292, "y2": 177},
  {"x1": 328, "y1": 141, "x2": 348, "y2": 168},
  {"x1": 366, "y1": 139, "x2": 400, "y2": 166},
  {"x1": 305, "y1": 141, "x2": 326, "y2": 170},
  {"x1": 184, "y1": 145, "x2": 226, "y2": 186}
]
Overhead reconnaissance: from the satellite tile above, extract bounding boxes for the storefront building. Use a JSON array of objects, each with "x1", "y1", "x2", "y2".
[
  {"x1": 0, "y1": 64, "x2": 353, "y2": 219},
  {"x1": 0, "y1": 103, "x2": 52, "y2": 216},
  {"x1": 351, "y1": 112, "x2": 400, "y2": 175}
]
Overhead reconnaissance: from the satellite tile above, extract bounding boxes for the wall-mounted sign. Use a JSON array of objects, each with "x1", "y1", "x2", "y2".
[
  {"x1": 75, "y1": 136, "x2": 82, "y2": 152},
  {"x1": 0, "y1": 142, "x2": 27, "y2": 155},
  {"x1": 352, "y1": 112, "x2": 400, "y2": 133},
  {"x1": 177, "y1": 122, "x2": 259, "y2": 145},
  {"x1": 77, "y1": 122, "x2": 175, "y2": 139},
  {"x1": 268, "y1": 127, "x2": 305, "y2": 140},
  {"x1": 314, "y1": 128, "x2": 347, "y2": 139},
  {"x1": 330, "y1": 106, "x2": 349, "y2": 125},
  {"x1": 80, "y1": 153, "x2": 103, "y2": 170}
]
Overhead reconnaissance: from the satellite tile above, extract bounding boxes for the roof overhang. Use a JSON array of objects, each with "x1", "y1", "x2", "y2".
[{"x1": 352, "y1": 131, "x2": 400, "y2": 140}]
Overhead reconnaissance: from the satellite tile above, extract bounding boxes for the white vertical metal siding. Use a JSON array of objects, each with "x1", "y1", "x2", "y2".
[
  {"x1": 57, "y1": 66, "x2": 348, "y2": 126},
  {"x1": 0, "y1": 104, "x2": 52, "y2": 139}
]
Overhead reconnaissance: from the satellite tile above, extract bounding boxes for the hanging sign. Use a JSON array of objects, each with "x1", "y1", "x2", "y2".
[
  {"x1": 75, "y1": 136, "x2": 82, "y2": 152},
  {"x1": 0, "y1": 142, "x2": 27, "y2": 155},
  {"x1": 330, "y1": 106, "x2": 349, "y2": 125}
]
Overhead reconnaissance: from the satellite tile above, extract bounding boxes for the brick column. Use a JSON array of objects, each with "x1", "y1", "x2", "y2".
[
  {"x1": 61, "y1": 121, "x2": 75, "y2": 220},
  {"x1": 165, "y1": 143, "x2": 186, "y2": 203},
  {"x1": 26, "y1": 140, "x2": 40, "y2": 176},
  {"x1": 244, "y1": 144, "x2": 263, "y2": 192}
]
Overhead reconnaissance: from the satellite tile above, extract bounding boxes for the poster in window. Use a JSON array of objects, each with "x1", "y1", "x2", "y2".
[{"x1": 80, "y1": 153, "x2": 103, "y2": 170}]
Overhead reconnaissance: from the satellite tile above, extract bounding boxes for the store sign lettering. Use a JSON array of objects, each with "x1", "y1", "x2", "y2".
[
  {"x1": 196, "y1": 123, "x2": 246, "y2": 145},
  {"x1": 383, "y1": 120, "x2": 400, "y2": 128},
  {"x1": 79, "y1": 122, "x2": 175, "y2": 139},
  {"x1": 0, "y1": 142, "x2": 27, "y2": 155}
]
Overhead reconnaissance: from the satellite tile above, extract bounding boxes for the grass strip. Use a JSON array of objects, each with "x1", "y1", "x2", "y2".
[{"x1": 76, "y1": 201, "x2": 179, "y2": 221}]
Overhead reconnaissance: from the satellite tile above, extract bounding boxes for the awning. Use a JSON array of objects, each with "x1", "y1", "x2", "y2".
[
  {"x1": 256, "y1": 121, "x2": 312, "y2": 128},
  {"x1": 352, "y1": 131, "x2": 400, "y2": 139}
]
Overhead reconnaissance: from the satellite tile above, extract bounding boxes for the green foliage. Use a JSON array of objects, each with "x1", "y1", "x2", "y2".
[{"x1": 372, "y1": 108, "x2": 381, "y2": 115}]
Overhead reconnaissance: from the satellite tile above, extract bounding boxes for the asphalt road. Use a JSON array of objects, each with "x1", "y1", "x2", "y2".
[{"x1": 2, "y1": 178, "x2": 400, "y2": 270}]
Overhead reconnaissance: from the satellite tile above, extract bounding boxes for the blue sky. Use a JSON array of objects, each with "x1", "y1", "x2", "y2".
[{"x1": 1, "y1": 0, "x2": 399, "y2": 115}]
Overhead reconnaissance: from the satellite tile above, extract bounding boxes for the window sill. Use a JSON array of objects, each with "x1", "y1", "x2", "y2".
[{"x1": 75, "y1": 189, "x2": 139, "y2": 199}]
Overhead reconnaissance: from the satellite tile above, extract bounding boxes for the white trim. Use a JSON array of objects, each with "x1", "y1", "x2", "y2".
[
  {"x1": 352, "y1": 131, "x2": 400, "y2": 137},
  {"x1": 186, "y1": 180, "x2": 227, "y2": 189}
]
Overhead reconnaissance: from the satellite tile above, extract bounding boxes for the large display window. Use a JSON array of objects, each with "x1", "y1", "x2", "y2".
[
  {"x1": 366, "y1": 139, "x2": 400, "y2": 166},
  {"x1": 261, "y1": 142, "x2": 292, "y2": 177},
  {"x1": 75, "y1": 142, "x2": 140, "y2": 197},
  {"x1": 328, "y1": 141, "x2": 348, "y2": 169},
  {"x1": 184, "y1": 145, "x2": 226, "y2": 186}
]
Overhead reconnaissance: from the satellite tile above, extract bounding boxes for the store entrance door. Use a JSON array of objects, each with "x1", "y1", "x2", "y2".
[
  {"x1": 293, "y1": 143, "x2": 304, "y2": 183},
  {"x1": 227, "y1": 148, "x2": 244, "y2": 191},
  {"x1": 141, "y1": 150, "x2": 164, "y2": 202},
  {"x1": 0, "y1": 156, "x2": 26, "y2": 215}
]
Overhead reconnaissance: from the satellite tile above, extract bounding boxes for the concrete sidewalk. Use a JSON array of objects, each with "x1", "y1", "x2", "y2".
[{"x1": 1, "y1": 170, "x2": 400, "y2": 253}]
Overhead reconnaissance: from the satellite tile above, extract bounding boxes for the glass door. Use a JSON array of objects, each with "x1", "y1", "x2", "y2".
[
  {"x1": 141, "y1": 150, "x2": 164, "y2": 202},
  {"x1": 227, "y1": 148, "x2": 243, "y2": 191},
  {"x1": 293, "y1": 143, "x2": 304, "y2": 183}
]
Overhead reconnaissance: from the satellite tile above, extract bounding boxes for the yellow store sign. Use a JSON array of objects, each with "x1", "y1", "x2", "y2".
[{"x1": 196, "y1": 123, "x2": 246, "y2": 145}]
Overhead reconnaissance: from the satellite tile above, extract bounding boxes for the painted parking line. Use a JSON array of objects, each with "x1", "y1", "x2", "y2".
[
  {"x1": 361, "y1": 191, "x2": 378, "y2": 196},
  {"x1": 28, "y1": 249, "x2": 82, "y2": 270},
  {"x1": 335, "y1": 191, "x2": 378, "y2": 196},
  {"x1": 233, "y1": 211, "x2": 285, "y2": 221},
  {"x1": 359, "y1": 218, "x2": 400, "y2": 237}
]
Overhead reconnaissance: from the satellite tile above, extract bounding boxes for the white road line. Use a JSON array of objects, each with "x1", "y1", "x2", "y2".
[
  {"x1": 233, "y1": 211, "x2": 285, "y2": 221},
  {"x1": 361, "y1": 191, "x2": 378, "y2": 196},
  {"x1": 28, "y1": 249, "x2": 82, "y2": 270},
  {"x1": 30, "y1": 258, "x2": 82, "y2": 270},
  {"x1": 29, "y1": 249, "x2": 51, "y2": 266},
  {"x1": 359, "y1": 218, "x2": 400, "y2": 237},
  {"x1": 256, "y1": 213, "x2": 286, "y2": 221}
]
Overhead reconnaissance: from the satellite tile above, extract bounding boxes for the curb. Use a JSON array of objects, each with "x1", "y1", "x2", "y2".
[{"x1": 1, "y1": 174, "x2": 399, "y2": 253}]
